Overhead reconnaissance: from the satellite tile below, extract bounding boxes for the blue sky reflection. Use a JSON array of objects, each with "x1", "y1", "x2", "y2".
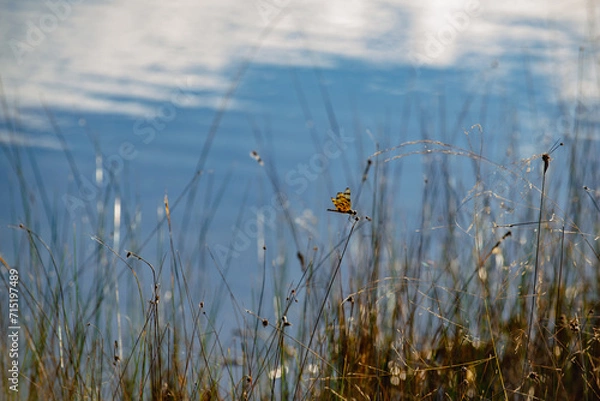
[{"x1": 1, "y1": 0, "x2": 599, "y2": 340}]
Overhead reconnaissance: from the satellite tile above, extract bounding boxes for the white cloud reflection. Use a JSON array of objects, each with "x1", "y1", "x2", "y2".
[
  {"x1": 0, "y1": 0, "x2": 596, "y2": 123},
  {"x1": 0, "y1": 129, "x2": 61, "y2": 150}
]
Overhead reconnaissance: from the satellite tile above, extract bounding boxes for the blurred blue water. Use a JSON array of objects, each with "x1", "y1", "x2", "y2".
[{"x1": 1, "y1": 0, "x2": 598, "y2": 346}]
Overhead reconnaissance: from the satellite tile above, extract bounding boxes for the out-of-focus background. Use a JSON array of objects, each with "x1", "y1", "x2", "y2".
[{"x1": 1, "y1": 1, "x2": 599, "y2": 398}]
